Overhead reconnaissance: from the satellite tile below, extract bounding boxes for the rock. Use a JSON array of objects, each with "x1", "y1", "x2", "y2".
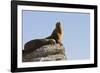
[{"x1": 22, "y1": 44, "x2": 67, "y2": 62}]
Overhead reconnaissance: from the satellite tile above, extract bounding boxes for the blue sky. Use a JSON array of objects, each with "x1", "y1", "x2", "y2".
[{"x1": 22, "y1": 10, "x2": 90, "y2": 60}]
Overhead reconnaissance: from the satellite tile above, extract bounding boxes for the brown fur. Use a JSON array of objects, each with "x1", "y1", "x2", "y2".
[
  {"x1": 46, "y1": 22, "x2": 63, "y2": 45},
  {"x1": 23, "y1": 22, "x2": 63, "y2": 55},
  {"x1": 23, "y1": 39, "x2": 55, "y2": 54}
]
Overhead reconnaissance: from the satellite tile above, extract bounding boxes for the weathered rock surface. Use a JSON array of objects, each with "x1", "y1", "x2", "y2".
[{"x1": 22, "y1": 44, "x2": 66, "y2": 62}]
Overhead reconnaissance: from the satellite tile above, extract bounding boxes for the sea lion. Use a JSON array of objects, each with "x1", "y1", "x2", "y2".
[
  {"x1": 23, "y1": 39, "x2": 56, "y2": 55},
  {"x1": 23, "y1": 22, "x2": 63, "y2": 55},
  {"x1": 46, "y1": 22, "x2": 63, "y2": 45}
]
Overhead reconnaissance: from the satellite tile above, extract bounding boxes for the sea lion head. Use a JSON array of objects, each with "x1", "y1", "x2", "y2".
[
  {"x1": 55, "y1": 22, "x2": 63, "y2": 34},
  {"x1": 56, "y1": 22, "x2": 61, "y2": 28}
]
